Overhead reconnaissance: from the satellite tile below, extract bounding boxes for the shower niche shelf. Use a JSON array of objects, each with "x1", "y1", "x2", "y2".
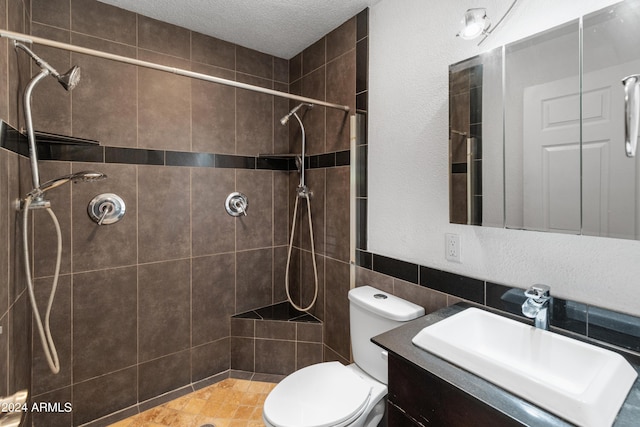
[
  {"x1": 257, "y1": 153, "x2": 300, "y2": 159},
  {"x1": 0, "y1": 121, "x2": 103, "y2": 162},
  {"x1": 256, "y1": 153, "x2": 298, "y2": 171},
  {"x1": 233, "y1": 301, "x2": 320, "y2": 323},
  {"x1": 33, "y1": 130, "x2": 100, "y2": 145},
  {"x1": 1, "y1": 121, "x2": 100, "y2": 148}
]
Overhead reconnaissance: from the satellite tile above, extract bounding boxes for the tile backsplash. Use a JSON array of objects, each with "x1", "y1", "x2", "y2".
[{"x1": 356, "y1": 250, "x2": 640, "y2": 355}]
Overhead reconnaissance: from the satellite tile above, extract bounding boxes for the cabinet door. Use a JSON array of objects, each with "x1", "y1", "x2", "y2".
[
  {"x1": 387, "y1": 401, "x2": 420, "y2": 426},
  {"x1": 388, "y1": 353, "x2": 522, "y2": 426}
]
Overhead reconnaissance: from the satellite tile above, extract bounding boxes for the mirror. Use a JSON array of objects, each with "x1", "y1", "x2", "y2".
[
  {"x1": 504, "y1": 20, "x2": 580, "y2": 233},
  {"x1": 582, "y1": 2, "x2": 640, "y2": 239},
  {"x1": 449, "y1": 48, "x2": 503, "y2": 227},
  {"x1": 449, "y1": 0, "x2": 640, "y2": 240}
]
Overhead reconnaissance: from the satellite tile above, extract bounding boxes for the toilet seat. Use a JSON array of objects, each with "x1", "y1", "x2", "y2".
[{"x1": 263, "y1": 362, "x2": 372, "y2": 427}]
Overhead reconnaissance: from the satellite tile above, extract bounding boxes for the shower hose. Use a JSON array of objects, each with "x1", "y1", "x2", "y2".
[
  {"x1": 284, "y1": 192, "x2": 319, "y2": 312},
  {"x1": 22, "y1": 195, "x2": 61, "y2": 374}
]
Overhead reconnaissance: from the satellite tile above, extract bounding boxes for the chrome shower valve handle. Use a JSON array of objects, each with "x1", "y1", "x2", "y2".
[
  {"x1": 97, "y1": 202, "x2": 114, "y2": 225},
  {"x1": 233, "y1": 198, "x2": 247, "y2": 216},
  {"x1": 225, "y1": 192, "x2": 249, "y2": 217},
  {"x1": 88, "y1": 193, "x2": 126, "y2": 225}
]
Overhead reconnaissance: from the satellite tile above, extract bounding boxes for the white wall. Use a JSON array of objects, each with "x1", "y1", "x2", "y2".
[{"x1": 367, "y1": 0, "x2": 640, "y2": 315}]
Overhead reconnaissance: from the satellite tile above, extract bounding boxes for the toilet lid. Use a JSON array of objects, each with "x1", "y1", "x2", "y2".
[{"x1": 263, "y1": 362, "x2": 372, "y2": 427}]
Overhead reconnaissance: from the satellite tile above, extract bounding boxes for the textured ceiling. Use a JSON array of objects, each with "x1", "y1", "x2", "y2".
[{"x1": 98, "y1": 0, "x2": 382, "y2": 59}]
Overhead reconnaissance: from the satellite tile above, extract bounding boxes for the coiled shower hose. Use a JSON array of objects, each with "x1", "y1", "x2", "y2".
[
  {"x1": 22, "y1": 195, "x2": 61, "y2": 374},
  {"x1": 284, "y1": 192, "x2": 319, "y2": 312}
]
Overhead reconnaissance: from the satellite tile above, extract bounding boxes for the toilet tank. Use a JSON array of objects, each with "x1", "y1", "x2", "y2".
[{"x1": 348, "y1": 286, "x2": 425, "y2": 384}]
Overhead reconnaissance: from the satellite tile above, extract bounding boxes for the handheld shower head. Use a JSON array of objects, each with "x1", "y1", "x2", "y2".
[
  {"x1": 14, "y1": 42, "x2": 81, "y2": 91},
  {"x1": 280, "y1": 103, "x2": 314, "y2": 125},
  {"x1": 35, "y1": 171, "x2": 107, "y2": 195}
]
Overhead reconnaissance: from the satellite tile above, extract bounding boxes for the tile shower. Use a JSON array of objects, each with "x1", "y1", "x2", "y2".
[
  {"x1": 7, "y1": 1, "x2": 638, "y2": 426},
  {"x1": 0, "y1": 0, "x2": 363, "y2": 425}
]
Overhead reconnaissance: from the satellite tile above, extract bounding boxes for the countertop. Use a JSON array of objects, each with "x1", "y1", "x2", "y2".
[{"x1": 372, "y1": 303, "x2": 640, "y2": 427}]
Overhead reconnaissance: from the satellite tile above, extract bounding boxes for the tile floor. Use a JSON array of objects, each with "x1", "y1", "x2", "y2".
[{"x1": 108, "y1": 378, "x2": 276, "y2": 427}]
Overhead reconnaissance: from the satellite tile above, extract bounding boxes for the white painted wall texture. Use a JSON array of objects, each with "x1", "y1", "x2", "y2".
[{"x1": 367, "y1": 0, "x2": 640, "y2": 315}]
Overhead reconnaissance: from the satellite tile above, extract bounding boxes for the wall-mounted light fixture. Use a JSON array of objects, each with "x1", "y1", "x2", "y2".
[
  {"x1": 457, "y1": 8, "x2": 491, "y2": 40},
  {"x1": 457, "y1": 0, "x2": 520, "y2": 46}
]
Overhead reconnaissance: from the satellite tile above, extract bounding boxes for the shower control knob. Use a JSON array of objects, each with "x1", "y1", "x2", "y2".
[
  {"x1": 225, "y1": 192, "x2": 249, "y2": 217},
  {"x1": 88, "y1": 193, "x2": 125, "y2": 225}
]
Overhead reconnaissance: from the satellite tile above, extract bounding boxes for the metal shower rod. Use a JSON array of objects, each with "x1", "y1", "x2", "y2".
[{"x1": 0, "y1": 29, "x2": 351, "y2": 112}]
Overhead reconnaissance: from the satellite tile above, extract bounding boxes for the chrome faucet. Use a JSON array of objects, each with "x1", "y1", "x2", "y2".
[{"x1": 522, "y1": 284, "x2": 551, "y2": 330}]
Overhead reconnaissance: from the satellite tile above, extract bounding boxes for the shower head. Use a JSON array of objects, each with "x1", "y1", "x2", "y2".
[
  {"x1": 37, "y1": 171, "x2": 107, "y2": 194},
  {"x1": 14, "y1": 42, "x2": 81, "y2": 91},
  {"x1": 280, "y1": 103, "x2": 314, "y2": 125},
  {"x1": 57, "y1": 65, "x2": 81, "y2": 91}
]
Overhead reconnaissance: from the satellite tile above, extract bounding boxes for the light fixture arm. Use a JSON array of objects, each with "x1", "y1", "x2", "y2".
[{"x1": 477, "y1": 0, "x2": 519, "y2": 46}]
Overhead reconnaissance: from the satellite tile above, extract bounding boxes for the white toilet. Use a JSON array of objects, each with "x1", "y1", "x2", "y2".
[{"x1": 262, "y1": 285, "x2": 425, "y2": 427}]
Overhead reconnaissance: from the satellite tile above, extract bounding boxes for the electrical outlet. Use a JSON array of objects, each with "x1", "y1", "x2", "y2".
[{"x1": 445, "y1": 233, "x2": 461, "y2": 263}]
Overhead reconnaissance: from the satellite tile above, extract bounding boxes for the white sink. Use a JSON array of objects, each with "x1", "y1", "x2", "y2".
[{"x1": 412, "y1": 307, "x2": 637, "y2": 427}]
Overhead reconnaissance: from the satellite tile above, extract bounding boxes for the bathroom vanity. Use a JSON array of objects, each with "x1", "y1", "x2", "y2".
[{"x1": 372, "y1": 304, "x2": 640, "y2": 426}]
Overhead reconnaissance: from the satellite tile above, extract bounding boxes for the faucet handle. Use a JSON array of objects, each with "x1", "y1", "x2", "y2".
[{"x1": 524, "y1": 284, "x2": 550, "y2": 301}]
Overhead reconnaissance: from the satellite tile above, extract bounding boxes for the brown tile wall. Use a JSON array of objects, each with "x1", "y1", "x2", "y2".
[
  {"x1": 231, "y1": 318, "x2": 323, "y2": 376},
  {"x1": 0, "y1": 1, "x2": 361, "y2": 425},
  {"x1": 287, "y1": 16, "x2": 358, "y2": 364},
  {"x1": 0, "y1": 0, "x2": 293, "y2": 425},
  {"x1": 0, "y1": 0, "x2": 33, "y2": 422}
]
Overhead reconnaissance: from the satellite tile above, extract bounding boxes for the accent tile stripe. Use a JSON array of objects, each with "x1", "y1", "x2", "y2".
[
  {"x1": 420, "y1": 266, "x2": 484, "y2": 304},
  {"x1": 106, "y1": 147, "x2": 164, "y2": 165},
  {"x1": 372, "y1": 253, "x2": 418, "y2": 284},
  {"x1": 166, "y1": 151, "x2": 215, "y2": 167},
  {"x1": 0, "y1": 125, "x2": 351, "y2": 171}
]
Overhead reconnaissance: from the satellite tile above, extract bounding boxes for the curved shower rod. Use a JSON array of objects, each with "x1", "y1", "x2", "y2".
[{"x1": 0, "y1": 29, "x2": 351, "y2": 113}]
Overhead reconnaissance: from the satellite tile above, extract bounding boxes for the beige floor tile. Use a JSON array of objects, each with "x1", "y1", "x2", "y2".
[
  {"x1": 164, "y1": 395, "x2": 190, "y2": 411},
  {"x1": 249, "y1": 407, "x2": 264, "y2": 422},
  {"x1": 217, "y1": 379, "x2": 237, "y2": 389},
  {"x1": 199, "y1": 399, "x2": 222, "y2": 418},
  {"x1": 247, "y1": 381, "x2": 271, "y2": 394},
  {"x1": 207, "y1": 388, "x2": 232, "y2": 404},
  {"x1": 194, "y1": 414, "x2": 219, "y2": 425},
  {"x1": 224, "y1": 390, "x2": 245, "y2": 406},
  {"x1": 181, "y1": 398, "x2": 206, "y2": 415},
  {"x1": 234, "y1": 405, "x2": 255, "y2": 420},
  {"x1": 216, "y1": 402, "x2": 239, "y2": 419},
  {"x1": 109, "y1": 378, "x2": 273, "y2": 427},
  {"x1": 233, "y1": 379, "x2": 252, "y2": 392},
  {"x1": 240, "y1": 392, "x2": 262, "y2": 406},
  {"x1": 108, "y1": 419, "x2": 132, "y2": 427}
]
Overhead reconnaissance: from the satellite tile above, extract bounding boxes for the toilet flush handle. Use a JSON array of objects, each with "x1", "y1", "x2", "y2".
[{"x1": 381, "y1": 350, "x2": 388, "y2": 361}]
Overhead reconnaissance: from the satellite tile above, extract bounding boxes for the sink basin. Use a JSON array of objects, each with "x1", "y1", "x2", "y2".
[{"x1": 412, "y1": 307, "x2": 637, "y2": 427}]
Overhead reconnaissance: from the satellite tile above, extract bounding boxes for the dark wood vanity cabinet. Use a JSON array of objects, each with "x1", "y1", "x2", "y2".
[{"x1": 387, "y1": 353, "x2": 523, "y2": 426}]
